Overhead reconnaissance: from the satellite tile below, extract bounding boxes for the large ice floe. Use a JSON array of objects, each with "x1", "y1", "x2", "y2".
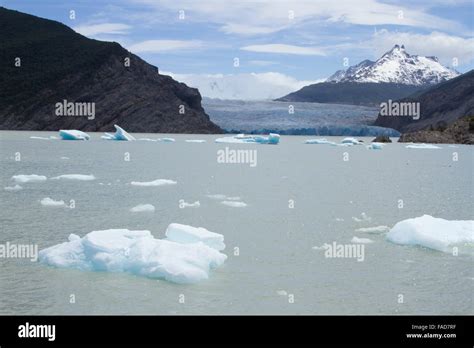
[
  {"x1": 59, "y1": 130, "x2": 90, "y2": 140},
  {"x1": 215, "y1": 133, "x2": 280, "y2": 144},
  {"x1": 386, "y1": 215, "x2": 474, "y2": 253},
  {"x1": 101, "y1": 125, "x2": 135, "y2": 141},
  {"x1": 12, "y1": 174, "x2": 47, "y2": 183},
  {"x1": 39, "y1": 225, "x2": 227, "y2": 284}
]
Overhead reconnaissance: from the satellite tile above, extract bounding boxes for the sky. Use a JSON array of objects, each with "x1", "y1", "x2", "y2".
[{"x1": 3, "y1": 0, "x2": 474, "y2": 99}]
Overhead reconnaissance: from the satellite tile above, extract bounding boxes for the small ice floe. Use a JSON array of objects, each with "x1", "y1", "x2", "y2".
[
  {"x1": 51, "y1": 174, "x2": 95, "y2": 181},
  {"x1": 352, "y1": 213, "x2": 372, "y2": 223},
  {"x1": 181, "y1": 200, "x2": 200, "y2": 208},
  {"x1": 130, "y1": 179, "x2": 177, "y2": 186},
  {"x1": 158, "y1": 138, "x2": 175, "y2": 142},
  {"x1": 137, "y1": 138, "x2": 158, "y2": 142},
  {"x1": 448, "y1": 145, "x2": 459, "y2": 148},
  {"x1": 39, "y1": 226, "x2": 227, "y2": 284},
  {"x1": 386, "y1": 215, "x2": 473, "y2": 253},
  {"x1": 185, "y1": 139, "x2": 206, "y2": 143},
  {"x1": 4, "y1": 184, "x2": 23, "y2": 191},
  {"x1": 60, "y1": 157, "x2": 70, "y2": 160},
  {"x1": 405, "y1": 144, "x2": 441, "y2": 149},
  {"x1": 59, "y1": 130, "x2": 90, "y2": 140},
  {"x1": 312, "y1": 244, "x2": 330, "y2": 250},
  {"x1": 101, "y1": 124, "x2": 135, "y2": 141},
  {"x1": 165, "y1": 223, "x2": 225, "y2": 251},
  {"x1": 206, "y1": 194, "x2": 241, "y2": 201},
  {"x1": 335, "y1": 218, "x2": 344, "y2": 222},
  {"x1": 276, "y1": 290, "x2": 288, "y2": 296},
  {"x1": 221, "y1": 201, "x2": 247, "y2": 208},
  {"x1": 355, "y1": 225, "x2": 389, "y2": 234},
  {"x1": 215, "y1": 133, "x2": 280, "y2": 145},
  {"x1": 40, "y1": 197, "x2": 66, "y2": 207},
  {"x1": 367, "y1": 142, "x2": 384, "y2": 150},
  {"x1": 351, "y1": 236, "x2": 374, "y2": 244},
  {"x1": 12, "y1": 174, "x2": 47, "y2": 183},
  {"x1": 341, "y1": 137, "x2": 363, "y2": 145},
  {"x1": 305, "y1": 138, "x2": 336, "y2": 145},
  {"x1": 130, "y1": 204, "x2": 155, "y2": 213},
  {"x1": 30, "y1": 136, "x2": 53, "y2": 140}
]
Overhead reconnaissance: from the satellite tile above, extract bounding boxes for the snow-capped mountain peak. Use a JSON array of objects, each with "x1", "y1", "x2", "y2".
[{"x1": 326, "y1": 45, "x2": 459, "y2": 85}]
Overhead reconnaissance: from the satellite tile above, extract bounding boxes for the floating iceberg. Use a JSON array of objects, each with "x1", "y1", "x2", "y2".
[
  {"x1": 39, "y1": 227, "x2": 227, "y2": 284},
  {"x1": 221, "y1": 201, "x2": 247, "y2": 208},
  {"x1": 341, "y1": 137, "x2": 363, "y2": 145},
  {"x1": 181, "y1": 200, "x2": 200, "y2": 208},
  {"x1": 130, "y1": 179, "x2": 177, "y2": 187},
  {"x1": 4, "y1": 184, "x2": 23, "y2": 191},
  {"x1": 40, "y1": 197, "x2": 66, "y2": 207},
  {"x1": 305, "y1": 138, "x2": 336, "y2": 145},
  {"x1": 386, "y1": 215, "x2": 474, "y2": 253},
  {"x1": 101, "y1": 125, "x2": 135, "y2": 141},
  {"x1": 59, "y1": 130, "x2": 90, "y2": 140},
  {"x1": 12, "y1": 174, "x2": 47, "y2": 183},
  {"x1": 215, "y1": 133, "x2": 280, "y2": 145},
  {"x1": 351, "y1": 236, "x2": 374, "y2": 244},
  {"x1": 51, "y1": 174, "x2": 95, "y2": 181},
  {"x1": 130, "y1": 204, "x2": 155, "y2": 213},
  {"x1": 165, "y1": 223, "x2": 225, "y2": 251},
  {"x1": 406, "y1": 144, "x2": 441, "y2": 149},
  {"x1": 367, "y1": 142, "x2": 384, "y2": 150}
]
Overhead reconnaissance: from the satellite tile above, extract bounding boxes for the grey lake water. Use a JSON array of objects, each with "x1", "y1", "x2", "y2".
[{"x1": 0, "y1": 131, "x2": 473, "y2": 315}]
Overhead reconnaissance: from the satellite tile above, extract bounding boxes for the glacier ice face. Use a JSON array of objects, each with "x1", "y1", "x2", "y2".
[
  {"x1": 40, "y1": 197, "x2": 67, "y2": 207},
  {"x1": 51, "y1": 174, "x2": 95, "y2": 181},
  {"x1": 215, "y1": 133, "x2": 280, "y2": 144},
  {"x1": 59, "y1": 130, "x2": 90, "y2": 140},
  {"x1": 12, "y1": 174, "x2": 47, "y2": 183},
  {"x1": 101, "y1": 125, "x2": 135, "y2": 141},
  {"x1": 130, "y1": 204, "x2": 155, "y2": 213},
  {"x1": 39, "y1": 227, "x2": 227, "y2": 284},
  {"x1": 130, "y1": 179, "x2": 177, "y2": 187},
  {"x1": 386, "y1": 215, "x2": 474, "y2": 253},
  {"x1": 165, "y1": 223, "x2": 225, "y2": 251}
]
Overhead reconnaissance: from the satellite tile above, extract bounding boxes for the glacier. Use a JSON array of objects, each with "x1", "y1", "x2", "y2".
[
  {"x1": 59, "y1": 130, "x2": 90, "y2": 141},
  {"x1": 386, "y1": 215, "x2": 474, "y2": 253},
  {"x1": 39, "y1": 226, "x2": 227, "y2": 284},
  {"x1": 101, "y1": 125, "x2": 135, "y2": 141},
  {"x1": 165, "y1": 223, "x2": 225, "y2": 251}
]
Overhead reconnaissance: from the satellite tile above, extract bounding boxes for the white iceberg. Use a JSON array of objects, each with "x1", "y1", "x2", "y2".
[
  {"x1": 351, "y1": 236, "x2": 374, "y2": 244},
  {"x1": 130, "y1": 204, "x2": 155, "y2": 213},
  {"x1": 101, "y1": 125, "x2": 135, "y2": 141},
  {"x1": 130, "y1": 179, "x2": 177, "y2": 186},
  {"x1": 386, "y1": 215, "x2": 474, "y2": 253},
  {"x1": 341, "y1": 137, "x2": 363, "y2": 145},
  {"x1": 12, "y1": 174, "x2": 47, "y2": 183},
  {"x1": 367, "y1": 142, "x2": 384, "y2": 150},
  {"x1": 185, "y1": 139, "x2": 206, "y2": 143},
  {"x1": 221, "y1": 201, "x2": 247, "y2": 208},
  {"x1": 39, "y1": 227, "x2": 226, "y2": 284},
  {"x1": 215, "y1": 133, "x2": 280, "y2": 145},
  {"x1": 181, "y1": 200, "x2": 200, "y2": 208},
  {"x1": 355, "y1": 225, "x2": 389, "y2": 234},
  {"x1": 406, "y1": 144, "x2": 441, "y2": 149},
  {"x1": 305, "y1": 138, "x2": 336, "y2": 145},
  {"x1": 165, "y1": 223, "x2": 225, "y2": 251},
  {"x1": 59, "y1": 130, "x2": 90, "y2": 140},
  {"x1": 51, "y1": 174, "x2": 95, "y2": 181},
  {"x1": 4, "y1": 184, "x2": 23, "y2": 191},
  {"x1": 40, "y1": 197, "x2": 66, "y2": 207}
]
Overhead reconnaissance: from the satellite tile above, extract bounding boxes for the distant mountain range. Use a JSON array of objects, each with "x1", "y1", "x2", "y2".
[
  {"x1": 0, "y1": 7, "x2": 222, "y2": 134},
  {"x1": 277, "y1": 45, "x2": 459, "y2": 106}
]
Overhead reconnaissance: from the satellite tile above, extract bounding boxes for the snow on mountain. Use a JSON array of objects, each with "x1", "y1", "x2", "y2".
[
  {"x1": 163, "y1": 71, "x2": 325, "y2": 100},
  {"x1": 326, "y1": 45, "x2": 459, "y2": 85}
]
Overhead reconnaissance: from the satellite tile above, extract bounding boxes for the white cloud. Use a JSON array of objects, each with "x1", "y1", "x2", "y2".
[
  {"x1": 127, "y1": 40, "x2": 204, "y2": 53},
  {"x1": 241, "y1": 44, "x2": 326, "y2": 56},
  {"x1": 73, "y1": 23, "x2": 131, "y2": 36},
  {"x1": 163, "y1": 71, "x2": 325, "y2": 100},
  {"x1": 371, "y1": 30, "x2": 474, "y2": 66},
  {"x1": 133, "y1": 0, "x2": 464, "y2": 35}
]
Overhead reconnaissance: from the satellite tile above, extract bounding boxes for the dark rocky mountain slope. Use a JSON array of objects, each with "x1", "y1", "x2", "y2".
[{"x1": 0, "y1": 7, "x2": 222, "y2": 133}]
